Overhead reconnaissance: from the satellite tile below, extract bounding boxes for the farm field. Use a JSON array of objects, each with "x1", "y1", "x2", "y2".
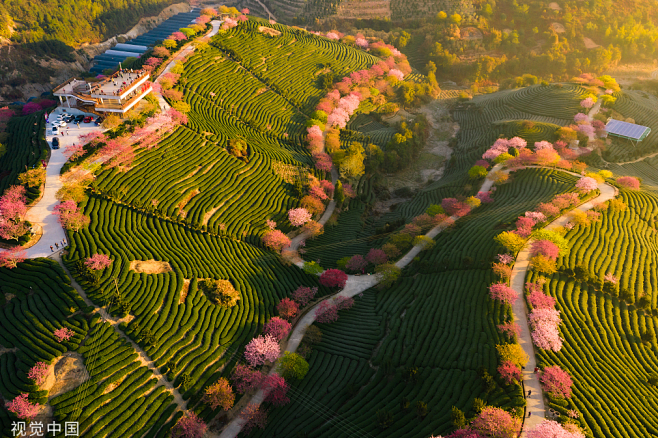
[
  {"x1": 252, "y1": 168, "x2": 578, "y2": 437},
  {"x1": 527, "y1": 189, "x2": 658, "y2": 438}
]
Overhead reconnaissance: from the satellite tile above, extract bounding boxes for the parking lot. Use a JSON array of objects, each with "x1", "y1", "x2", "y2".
[{"x1": 46, "y1": 107, "x2": 102, "y2": 148}]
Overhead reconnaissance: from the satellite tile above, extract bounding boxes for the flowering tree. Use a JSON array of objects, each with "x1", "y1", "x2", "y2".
[
  {"x1": 355, "y1": 37, "x2": 369, "y2": 48},
  {"x1": 496, "y1": 343, "x2": 528, "y2": 368},
  {"x1": 244, "y1": 335, "x2": 280, "y2": 367},
  {"x1": 470, "y1": 407, "x2": 521, "y2": 438},
  {"x1": 277, "y1": 351, "x2": 309, "y2": 380},
  {"x1": 277, "y1": 298, "x2": 299, "y2": 320},
  {"x1": 0, "y1": 247, "x2": 27, "y2": 269},
  {"x1": 231, "y1": 364, "x2": 264, "y2": 393},
  {"x1": 527, "y1": 420, "x2": 585, "y2": 438},
  {"x1": 262, "y1": 230, "x2": 291, "y2": 252},
  {"x1": 261, "y1": 373, "x2": 290, "y2": 406},
  {"x1": 604, "y1": 272, "x2": 618, "y2": 284},
  {"x1": 84, "y1": 253, "x2": 112, "y2": 270},
  {"x1": 498, "y1": 360, "x2": 521, "y2": 384},
  {"x1": 170, "y1": 31, "x2": 187, "y2": 41},
  {"x1": 525, "y1": 211, "x2": 547, "y2": 223},
  {"x1": 494, "y1": 231, "x2": 525, "y2": 253},
  {"x1": 552, "y1": 192, "x2": 579, "y2": 209},
  {"x1": 28, "y1": 362, "x2": 49, "y2": 386},
  {"x1": 54, "y1": 327, "x2": 74, "y2": 342},
  {"x1": 365, "y1": 248, "x2": 387, "y2": 265},
  {"x1": 203, "y1": 378, "x2": 235, "y2": 411},
  {"x1": 528, "y1": 290, "x2": 556, "y2": 309},
  {"x1": 172, "y1": 411, "x2": 207, "y2": 438},
  {"x1": 476, "y1": 191, "x2": 494, "y2": 203},
  {"x1": 531, "y1": 240, "x2": 559, "y2": 260},
  {"x1": 241, "y1": 403, "x2": 268, "y2": 434},
  {"x1": 537, "y1": 202, "x2": 560, "y2": 217},
  {"x1": 515, "y1": 216, "x2": 535, "y2": 237},
  {"x1": 291, "y1": 286, "x2": 318, "y2": 306},
  {"x1": 534, "y1": 141, "x2": 554, "y2": 151},
  {"x1": 580, "y1": 97, "x2": 595, "y2": 108},
  {"x1": 497, "y1": 322, "x2": 520, "y2": 339},
  {"x1": 489, "y1": 283, "x2": 517, "y2": 305},
  {"x1": 288, "y1": 208, "x2": 312, "y2": 226},
  {"x1": 315, "y1": 300, "x2": 338, "y2": 323},
  {"x1": 266, "y1": 219, "x2": 277, "y2": 230},
  {"x1": 497, "y1": 254, "x2": 514, "y2": 264},
  {"x1": 345, "y1": 254, "x2": 367, "y2": 273},
  {"x1": 0, "y1": 185, "x2": 27, "y2": 221},
  {"x1": 54, "y1": 200, "x2": 90, "y2": 232},
  {"x1": 319, "y1": 269, "x2": 348, "y2": 288},
  {"x1": 442, "y1": 198, "x2": 470, "y2": 217},
  {"x1": 263, "y1": 317, "x2": 291, "y2": 341},
  {"x1": 529, "y1": 308, "x2": 562, "y2": 351},
  {"x1": 616, "y1": 176, "x2": 640, "y2": 190},
  {"x1": 574, "y1": 113, "x2": 589, "y2": 123},
  {"x1": 6, "y1": 394, "x2": 40, "y2": 420},
  {"x1": 388, "y1": 69, "x2": 405, "y2": 81},
  {"x1": 540, "y1": 365, "x2": 573, "y2": 399},
  {"x1": 575, "y1": 177, "x2": 598, "y2": 193}
]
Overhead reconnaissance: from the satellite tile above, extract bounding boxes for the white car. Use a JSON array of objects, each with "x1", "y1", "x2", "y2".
[
  {"x1": 53, "y1": 121, "x2": 66, "y2": 127},
  {"x1": 52, "y1": 126, "x2": 59, "y2": 135}
]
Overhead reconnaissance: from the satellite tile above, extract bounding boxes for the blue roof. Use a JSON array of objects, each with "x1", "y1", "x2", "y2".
[{"x1": 606, "y1": 119, "x2": 651, "y2": 140}]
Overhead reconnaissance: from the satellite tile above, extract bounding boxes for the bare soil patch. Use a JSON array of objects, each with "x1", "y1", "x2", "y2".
[
  {"x1": 180, "y1": 278, "x2": 191, "y2": 303},
  {"x1": 258, "y1": 26, "x2": 281, "y2": 37},
  {"x1": 45, "y1": 352, "x2": 87, "y2": 398},
  {"x1": 583, "y1": 37, "x2": 600, "y2": 49},
  {"x1": 551, "y1": 22, "x2": 566, "y2": 33},
  {"x1": 548, "y1": 2, "x2": 562, "y2": 10},
  {"x1": 130, "y1": 260, "x2": 173, "y2": 274}
]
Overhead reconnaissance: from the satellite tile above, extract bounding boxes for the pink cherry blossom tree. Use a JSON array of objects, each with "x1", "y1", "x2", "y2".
[
  {"x1": 6, "y1": 394, "x2": 40, "y2": 420},
  {"x1": 244, "y1": 335, "x2": 280, "y2": 367},
  {"x1": 0, "y1": 247, "x2": 27, "y2": 269},
  {"x1": 575, "y1": 177, "x2": 598, "y2": 193},
  {"x1": 231, "y1": 364, "x2": 264, "y2": 393},
  {"x1": 527, "y1": 420, "x2": 584, "y2": 438},
  {"x1": 262, "y1": 230, "x2": 291, "y2": 252},
  {"x1": 497, "y1": 322, "x2": 521, "y2": 339},
  {"x1": 263, "y1": 317, "x2": 291, "y2": 341},
  {"x1": 291, "y1": 286, "x2": 318, "y2": 306},
  {"x1": 537, "y1": 202, "x2": 560, "y2": 217},
  {"x1": 498, "y1": 360, "x2": 521, "y2": 384},
  {"x1": 531, "y1": 240, "x2": 559, "y2": 260},
  {"x1": 529, "y1": 308, "x2": 562, "y2": 351},
  {"x1": 345, "y1": 255, "x2": 367, "y2": 273},
  {"x1": 580, "y1": 97, "x2": 595, "y2": 108},
  {"x1": 319, "y1": 269, "x2": 348, "y2": 288},
  {"x1": 540, "y1": 365, "x2": 573, "y2": 399},
  {"x1": 28, "y1": 362, "x2": 49, "y2": 386},
  {"x1": 277, "y1": 298, "x2": 299, "y2": 320},
  {"x1": 315, "y1": 300, "x2": 339, "y2": 323},
  {"x1": 53, "y1": 327, "x2": 74, "y2": 342},
  {"x1": 84, "y1": 253, "x2": 112, "y2": 270},
  {"x1": 489, "y1": 283, "x2": 518, "y2": 305},
  {"x1": 288, "y1": 208, "x2": 312, "y2": 226},
  {"x1": 172, "y1": 411, "x2": 207, "y2": 438},
  {"x1": 335, "y1": 296, "x2": 354, "y2": 310},
  {"x1": 241, "y1": 403, "x2": 268, "y2": 434},
  {"x1": 470, "y1": 407, "x2": 521, "y2": 438},
  {"x1": 365, "y1": 248, "x2": 387, "y2": 265},
  {"x1": 525, "y1": 211, "x2": 547, "y2": 223},
  {"x1": 528, "y1": 290, "x2": 556, "y2": 309},
  {"x1": 616, "y1": 176, "x2": 640, "y2": 190},
  {"x1": 261, "y1": 373, "x2": 290, "y2": 406},
  {"x1": 0, "y1": 185, "x2": 27, "y2": 221},
  {"x1": 497, "y1": 254, "x2": 514, "y2": 264}
]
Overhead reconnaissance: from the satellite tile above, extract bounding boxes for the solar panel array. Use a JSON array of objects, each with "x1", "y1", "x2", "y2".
[
  {"x1": 605, "y1": 119, "x2": 650, "y2": 140},
  {"x1": 90, "y1": 8, "x2": 200, "y2": 74}
]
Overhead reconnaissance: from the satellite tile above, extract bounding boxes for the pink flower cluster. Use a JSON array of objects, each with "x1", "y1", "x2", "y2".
[
  {"x1": 576, "y1": 176, "x2": 598, "y2": 193},
  {"x1": 489, "y1": 283, "x2": 517, "y2": 305},
  {"x1": 54, "y1": 327, "x2": 74, "y2": 342},
  {"x1": 28, "y1": 362, "x2": 49, "y2": 386},
  {"x1": 525, "y1": 211, "x2": 547, "y2": 223},
  {"x1": 534, "y1": 141, "x2": 554, "y2": 151},
  {"x1": 263, "y1": 317, "x2": 291, "y2": 341},
  {"x1": 497, "y1": 321, "x2": 521, "y2": 339},
  {"x1": 327, "y1": 92, "x2": 362, "y2": 128},
  {"x1": 244, "y1": 335, "x2": 280, "y2": 367},
  {"x1": 291, "y1": 285, "x2": 318, "y2": 306},
  {"x1": 617, "y1": 176, "x2": 640, "y2": 190},
  {"x1": 355, "y1": 37, "x2": 369, "y2": 48},
  {"x1": 528, "y1": 308, "x2": 562, "y2": 351},
  {"x1": 540, "y1": 365, "x2": 573, "y2": 399},
  {"x1": 222, "y1": 17, "x2": 238, "y2": 30},
  {"x1": 527, "y1": 282, "x2": 556, "y2": 309},
  {"x1": 84, "y1": 253, "x2": 112, "y2": 271},
  {"x1": 531, "y1": 240, "x2": 559, "y2": 260},
  {"x1": 580, "y1": 97, "x2": 595, "y2": 108},
  {"x1": 326, "y1": 32, "x2": 340, "y2": 40},
  {"x1": 604, "y1": 272, "x2": 618, "y2": 284},
  {"x1": 288, "y1": 207, "x2": 312, "y2": 226},
  {"x1": 476, "y1": 191, "x2": 494, "y2": 203},
  {"x1": 388, "y1": 69, "x2": 404, "y2": 81},
  {"x1": 497, "y1": 254, "x2": 514, "y2": 264},
  {"x1": 527, "y1": 420, "x2": 584, "y2": 438}
]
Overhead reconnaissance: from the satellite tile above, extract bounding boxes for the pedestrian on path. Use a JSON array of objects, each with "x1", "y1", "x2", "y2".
[
  {"x1": 50, "y1": 246, "x2": 54, "y2": 252},
  {"x1": 534, "y1": 367, "x2": 539, "y2": 373},
  {"x1": 55, "y1": 242, "x2": 59, "y2": 249},
  {"x1": 528, "y1": 390, "x2": 532, "y2": 397},
  {"x1": 528, "y1": 412, "x2": 532, "y2": 418},
  {"x1": 63, "y1": 238, "x2": 67, "y2": 245}
]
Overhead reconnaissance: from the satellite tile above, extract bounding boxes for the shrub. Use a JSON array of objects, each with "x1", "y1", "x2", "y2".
[{"x1": 319, "y1": 269, "x2": 348, "y2": 288}]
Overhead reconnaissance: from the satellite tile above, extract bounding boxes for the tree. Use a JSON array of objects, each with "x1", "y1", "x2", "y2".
[
  {"x1": 413, "y1": 235, "x2": 436, "y2": 250},
  {"x1": 527, "y1": 420, "x2": 585, "y2": 438},
  {"x1": 200, "y1": 279, "x2": 240, "y2": 307},
  {"x1": 531, "y1": 229, "x2": 569, "y2": 255},
  {"x1": 262, "y1": 373, "x2": 290, "y2": 406},
  {"x1": 540, "y1": 365, "x2": 573, "y2": 399},
  {"x1": 241, "y1": 403, "x2": 268, "y2": 434},
  {"x1": 84, "y1": 253, "x2": 112, "y2": 271},
  {"x1": 530, "y1": 255, "x2": 557, "y2": 274},
  {"x1": 203, "y1": 378, "x2": 235, "y2": 411},
  {"x1": 277, "y1": 298, "x2": 299, "y2": 320},
  {"x1": 617, "y1": 176, "x2": 640, "y2": 190},
  {"x1": 340, "y1": 142, "x2": 365, "y2": 179},
  {"x1": 575, "y1": 177, "x2": 598, "y2": 193},
  {"x1": 494, "y1": 231, "x2": 525, "y2": 253},
  {"x1": 345, "y1": 254, "x2": 367, "y2": 273},
  {"x1": 0, "y1": 185, "x2": 27, "y2": 221},
  {"x1": 6, "y1": 394, "x2": 40, "y2": 421},
  {"x1": 262, "y1": 229, "x2": 291, "y2": 252},
  {"x1": 451, "y1": 406, "x2": 467, "y2": 429},
  {"x1": 450, "y1": 13, "x2": 462, "y2": 24},
  {"x1": 319, "y1": 269, "x2": 348, "y2": 288},
  {"x1": 529, "y1": 308, "x2": 562, "y2": 351},
  {"x1": 277, "y1": 352, "x2": 309, "y2": 380},
  {"x1": 498, "y1": 360, "x2": 521, "y2": 384},
  {"x1": 18, "y1": 168, "x2": 46, "y2": 188},
  {"x1": 375, "y1": 263, "x2": 402, "y2": 288},
  {"x1": 244, "y1": 335, "x2": 280, "y2": 367},
  {"x1": 469, "y1": 165, "x2": 488, "y2": 179},
  {"x1": 641, "y1": 328, "x2": 656, "y2": 344},
  {"x1": 496, "y1": 343, "x2": 528, "y2": 368},
  {"x1": 303, "y1": 261, "x2": 323, "y2": 275},
  {"x1": 489, "y1": 283, "x2": 517, "y2": 305},
  {"x1": 231, "y1": 364, "x2": 264, "y2": 393},
  {"x1": 0, "y1": 247, "x2": 26, "y2": 268},
  {"x1": 28, "y1": 362, "x2": 48, "y2": 386},
  {"x1": 172, "y1": 411, "x2": 207, "y2": 438},
  {"x1": 53, "y1": 327, "x2": 74, "y2": 342},
  {"x1": 102, "y1": 114, "x2": 122, "y2": 129},
  {"x1": 470, "y1": 407, "x2": 521, "y2": 438},
  {"x1": 315, "y1": 300, "x2": 339, "y2": 323},
  {"x1": 263, "y1": 317, "x2": 291, "y2": 341},
  {"x1": 291, "y1": 285, "x2": 318, "y2": 306},
  {"x1": 334, "y1": 180, "x2": 345, "y2": 205},
  {"x1": 366, "y1": 248, "x2": 387, "y2": 265}
]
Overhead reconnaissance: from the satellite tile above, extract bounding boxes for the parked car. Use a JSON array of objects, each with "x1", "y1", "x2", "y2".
[
  {"x1": 52, "y1": 137, "x2": 60, "y2": 149},
  {"x1": 83, "y1": 116, "x2": 93, "y2": 123},
  {"x1": 66, "y1": 115, "x2": 76, "y2": 123},
  {"x1": 52, "y1": 126, "x2": 59, "y2": 135},
  {"x1": 74, "y1": 114, "x2": 85, "y2": 123},
  {"x1": 54, "y1": 121, "x2": 66, "y2": 127},
  {"x1": 94, "y1": 116, "x2": 103, "y2": 125}
]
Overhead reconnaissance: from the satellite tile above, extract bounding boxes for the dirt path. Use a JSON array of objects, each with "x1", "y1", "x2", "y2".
[
  {"x1": 256, "y1": 0, "x2": 277, "y2": 21},
  {"x1": 52, "y1": 253, "x2": 188, "y2": 432},
  {"x1": 509, "y1": 179, "x2": 616, "y2": 436}
]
